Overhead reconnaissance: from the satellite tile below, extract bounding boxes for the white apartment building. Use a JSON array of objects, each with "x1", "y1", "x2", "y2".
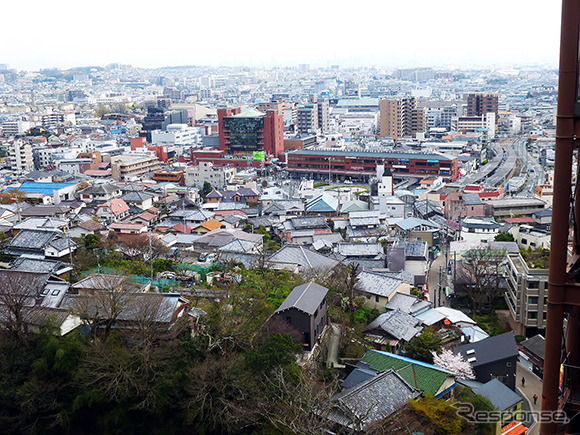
[
  {"x1": 40, "y1": 112, "x2": 76, "y2": 128},
  {"x1": 3, "y1": 120, "x2": 30, "y2": 137},
  {"x1": 185, "y1": 162, "x2": 235, "y2": 189},
  {"x1": 150, "y1": 124, "x2": 202, "y2": 146},
  {"x1": 7, "y1": 139, "x2": 34, "y2": 173},
  {"x1": 34, "y1": 146, "x2": 54, "y2": 169}
]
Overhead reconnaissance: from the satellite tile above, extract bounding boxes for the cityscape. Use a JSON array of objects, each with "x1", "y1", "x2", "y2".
[{"x1": 0, "y1": 2, "x2": 568, "y2": 435}]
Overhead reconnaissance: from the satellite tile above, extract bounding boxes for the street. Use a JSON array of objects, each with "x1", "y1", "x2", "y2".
[{"x1": 427, "y1": 250, "x2": 448, "y2": 307}]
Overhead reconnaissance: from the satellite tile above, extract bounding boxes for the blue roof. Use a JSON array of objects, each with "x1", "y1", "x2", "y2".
[
  {"x1": 367, "y1": 350, "x2": 454, "y2": 374},
  {"x1": 9, "y1": 182, "x2": 75, "y2": 195},
  {"x1": 473, "y1": 378, "x2": 522, "y2": 411}
]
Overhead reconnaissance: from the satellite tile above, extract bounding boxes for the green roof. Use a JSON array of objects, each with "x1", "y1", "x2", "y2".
[
  {"x1": 289, "y1": 149, "x2": 456, "y2": 161},
  {"x1": 361, "y1": 350, "x2": 452, "y2": 396}
]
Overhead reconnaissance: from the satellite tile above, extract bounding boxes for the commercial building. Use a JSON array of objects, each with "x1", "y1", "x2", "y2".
[
  {"x1": 218, "y1": 107, "x2": 283, "y2": 157},
  {"x1": 285, "y1": 149, "x2": 458, "y2": 182},
  {"x1": 379, "y1": 97, "x2": 425, "y2": 139}
]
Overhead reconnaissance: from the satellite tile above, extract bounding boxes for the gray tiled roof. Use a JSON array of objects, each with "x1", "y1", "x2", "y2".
[
  {"x1": 275, "y1": 282, "x2": 328, "y2": 315},
  {"x1": 357, "y1": 271, "x2": 403, "y2": 298},
  {"x1": 8, "y1": 229, "x2": 57, "y2": 250},
  {"x1": 325, "y1": 369, "x2": 421, "y2": 429},
  {"x1": 384, "y1": 292, "x2": 432, "y2": 315},
  {"x1": 336, "y1": 243, "x2": 383, "y2": 257},
  {"x1": 11, "y1": 257, "x2": 71, "y2": 274},
  {"x1": 267, "y1": 245, "x2": 339, "y2": 270},
  {"x1": 366, "y1": 309, "x2": 422, "y2": 341}
]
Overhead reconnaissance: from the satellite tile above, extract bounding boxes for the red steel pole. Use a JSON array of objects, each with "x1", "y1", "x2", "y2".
[{"x1": 541, "y1": 1, "x2": 580, "y2": 434}]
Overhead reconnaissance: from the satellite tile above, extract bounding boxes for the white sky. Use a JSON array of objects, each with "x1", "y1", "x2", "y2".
[{"x1": 3, "y1": 0, "x2": 562, "y2": 70}]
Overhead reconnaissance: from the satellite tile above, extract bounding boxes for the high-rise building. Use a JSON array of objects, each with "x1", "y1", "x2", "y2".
[
  {"x1": 218, "y1": 107, "x2": 283, "y2": 157},
  {"x1": 466, "y1": 92, "x2": 499, "y2": 118},
  {"x1": 8, "y1": 139, "x2": 34, "y2": 173},
  {"x1": 297, "y1": 105, "x2": 318, "y2": 134},
  {"x1": 379, "y1": 97, "x2": 425, "y2": 139}
]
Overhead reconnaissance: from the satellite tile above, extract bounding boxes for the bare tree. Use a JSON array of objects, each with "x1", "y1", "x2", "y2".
[
  {"x1": 456, "y1": 247, "x2": 507, "y2": 314},
  {"x1": 0, "y1": 270, "x2": 47, "y2": 342},
  {"x1": 71, "y1": 274, "x2": 135, "y2": 338},
  {"x1": 327, "y1": 262, "x2": 361, "y2": 323}
]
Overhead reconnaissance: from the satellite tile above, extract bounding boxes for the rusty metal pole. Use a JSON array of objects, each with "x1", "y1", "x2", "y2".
[{"x1": 541, "y1": 1, "x2": 580, "y2": 433}]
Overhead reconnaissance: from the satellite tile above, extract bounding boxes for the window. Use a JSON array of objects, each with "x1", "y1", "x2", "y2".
[
  {"x1": 521, "y1": 238, "x2": 528, "y2": 245},
  {"x1": 528, "y1": 312, "x2": 538, "y2": 319},
  {"x1": 528, "y1": 297, "x2": 539, "y2": 305},
  {"x1": 51, "y1": 290, "x2": 60, "y2": 296},
  {"x1": 375, "y1": 295, "x2": 380, "y2": 303},
  {"x1": 528, "y1": 281, "x2": 540, "y2": 289}
]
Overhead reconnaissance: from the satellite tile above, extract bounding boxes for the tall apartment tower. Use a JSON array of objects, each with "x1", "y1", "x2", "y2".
[
  {"x1": 8, "y1": 139, "x2": 34, "y2": 173},
  {"x1": 466, "y1": 92, "x2": 499, "y2": 118},
  {"x1": 379, "y1": 97, "x2": 425, "y2": 139}
]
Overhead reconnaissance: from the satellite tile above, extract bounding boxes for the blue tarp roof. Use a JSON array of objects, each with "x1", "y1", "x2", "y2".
[{"x1": 7, "y1": 181, "x2": 75, "y2": 195}]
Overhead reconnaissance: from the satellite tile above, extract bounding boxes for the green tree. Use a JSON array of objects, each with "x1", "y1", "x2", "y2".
[
  {"x1": 405, "y1": 327, "x2": 442, "y2": 363},
  {"x1": 494, "y1": 231, "x2": 514, "y2": 242},
  {"x1": 246, "y1": 333, "x2": 301, "y2": 371},
  {"x1": 201, "y1": 181, "x2": 212, "y2": 197}
]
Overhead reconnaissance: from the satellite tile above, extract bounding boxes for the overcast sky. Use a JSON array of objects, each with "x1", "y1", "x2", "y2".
[{"x1": 3, "y1": 0, "x2": 561, "y2": 70}]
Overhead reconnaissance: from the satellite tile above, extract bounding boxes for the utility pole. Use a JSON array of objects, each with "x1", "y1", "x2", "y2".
[
  {"x1": 149, "y1": 230, "x2": 153, "y2": 285},
  {"x1": 438, "y1": 266, "x2": 442, "y2": 307}
]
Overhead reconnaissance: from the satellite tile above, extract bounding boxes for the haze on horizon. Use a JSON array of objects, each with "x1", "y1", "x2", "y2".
[{"x1": 4, "y1": 0, "x2": 561, "y2": 71}]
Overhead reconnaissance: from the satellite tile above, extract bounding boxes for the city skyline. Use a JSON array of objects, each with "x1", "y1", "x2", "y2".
[{"x1": 4, "y1": 0, "x2": 561, "y2": 70}]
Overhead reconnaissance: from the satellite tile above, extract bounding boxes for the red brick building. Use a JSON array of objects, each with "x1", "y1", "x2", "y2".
[{"x1": 218, "y1": 107, "x2": 283, "y2": 157}]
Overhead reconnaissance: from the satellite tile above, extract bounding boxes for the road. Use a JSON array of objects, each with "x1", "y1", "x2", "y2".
[
  {"x1": 427, "y1": 250, "x2": 448, "y2": 307},
  {"x1": 517, "y1": 363, "x2": 542, "y2": 435}
]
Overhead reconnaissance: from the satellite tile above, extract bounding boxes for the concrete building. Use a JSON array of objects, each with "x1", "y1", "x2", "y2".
[
  {"x1": 379, "y1": 97, "x2": 425, "y2": 139},
  {"x1": 7, "y1": 139, "x2": 34, "y2": 173},
  {"x1": 467, "y1": 92, "x2": 499, "y2": 118},
  {"x1": 110, "y1": 154, "x2": 160, "y2": 181},
  {"x1": 150, "y1": 124, "x2": 201, "y2": 146},
  {"x1": 508, "y1": 225, "x2": 550, "y2": 249},
  {"x1": 2, "y1": 120, "x2": 30, "y2": 137},
  {"x1": 505, "y1": 252, "x2": 548, "y2": 336},
  {"x1": 185, "y1": 161, "x2": 235, "y2": 189}
]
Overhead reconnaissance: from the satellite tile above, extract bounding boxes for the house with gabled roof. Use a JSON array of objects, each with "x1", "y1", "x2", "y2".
[
  {"x1": 365, "y1": 309, "x2": 423, "y2": 349},
  {"x1": 455, "y1": 331, "x2": 518, "y2": 390},
  {"x1": 323, "y1": 369, "x2": 421, "y2": 431},
  {"x1": 5, "y1": 229, "x2": 77, "y2": 260},
  {"x1": 275, "y1": 281, "x2": 329, "y2": 350},
  {"x1": 120, "y1": 190, "x2": 155, "y2": 211},
  {"x1": 356, "y1": 271, "x2": 411, "y2": 312},
  {"x1": 191, "y1": 218, "x2": 225, "y2": 234},
  {"x1": 267, "y1": 244, "x2": 339, "y2": 273},
  {"x1": 346, "y1": 350, "x2": 457, "y2": 398},
  {"x1": 77, "y1": 183, "x2": 121, "y2": 203},
  {"x1": 96, "y1": 198, "x2": 129, "y2": 222}
]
